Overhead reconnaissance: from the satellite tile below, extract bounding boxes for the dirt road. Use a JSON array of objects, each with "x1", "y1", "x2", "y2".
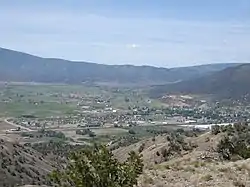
[{"x1": 4, "y1": 119, "x2": 33, "y2": 132}]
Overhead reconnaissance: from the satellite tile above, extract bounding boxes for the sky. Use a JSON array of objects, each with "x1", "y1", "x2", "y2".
[{"x1": 1, "y1": 0, "x2": 250, "y2": 67}]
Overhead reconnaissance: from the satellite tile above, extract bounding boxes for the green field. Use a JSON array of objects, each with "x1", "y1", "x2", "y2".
[
  {"x1": 0, "y1": 84, "x2": 101, "y2": 117},
  {"x1": 0, "y1": 83, "x2": 163, "y2": 118}
]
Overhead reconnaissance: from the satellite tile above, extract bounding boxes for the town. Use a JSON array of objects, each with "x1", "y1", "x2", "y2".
[{"x1": 1, "y1": 83, "x2": 250, "y2": 148}]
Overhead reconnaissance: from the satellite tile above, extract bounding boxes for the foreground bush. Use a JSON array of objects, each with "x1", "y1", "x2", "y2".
[
  {"x1": 50, "y1": 145, "x2": 143, "y2": 187},
  {"x1": 216, "y1": 123, "x2": 250, "y2": 160}
]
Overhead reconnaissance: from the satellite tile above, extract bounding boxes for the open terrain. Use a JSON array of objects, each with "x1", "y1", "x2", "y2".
[
  {"x1": 0, "y1": 81, "x2": 250, "y2": 186},
  {"x1": 114, "y1": 126, "x2": 250, "y2": 187},
  {"x1": 0, "y1": 120, "x2": 15, "y2": 132},
  {"x1": 0, "y1": 139, "x2": 55, "y2": 187},
  {"x1": 2, "y1": 120, "x2": 250, "y2": 186}
]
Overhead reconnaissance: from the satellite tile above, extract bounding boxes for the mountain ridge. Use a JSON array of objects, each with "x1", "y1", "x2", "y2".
[
  {"x1": 151, "y1": 63, "x2": 250, "y2": 98},
  {"x1": 0, "y1": 47, "x2": 241, "y2": 85}
]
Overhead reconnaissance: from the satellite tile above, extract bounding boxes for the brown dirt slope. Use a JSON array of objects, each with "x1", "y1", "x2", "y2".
[
  {"x1": 114, "y1": 132, "x2": 250, "y2": 187},
  {"x1": 0, "y1": 139, "x2": 55, "y2": 187}
]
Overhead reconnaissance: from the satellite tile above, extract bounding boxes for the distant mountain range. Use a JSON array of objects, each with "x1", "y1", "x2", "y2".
[
  {"x1": 0, "y1": 47, "x2": 240, "y2": 86},
  {"x1": 151, "y1": 64, "x2": 250, "y2": 98}
]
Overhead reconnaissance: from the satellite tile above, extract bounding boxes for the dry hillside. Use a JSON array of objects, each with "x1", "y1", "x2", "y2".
[
  {"x1": 2, "y1": 123, "x2": 250, "y2": 187},
  {"x1": 0, "y1": 139, "x2": 55, "y2": 187},
  {"x1": 114, "y1": 128, "x2": 250, "y2": 187}
]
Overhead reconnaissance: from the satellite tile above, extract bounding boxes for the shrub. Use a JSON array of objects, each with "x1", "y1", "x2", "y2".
[
  {"x1": 233, "y1": 180, "x2": 246, "y2": 187},
  {"x1": 217, "y1": 133, "x2": 250, "y2": 160},
  {"x1": 128, "y1": 129, "x2": 136, "y2": 135},
  {"x1": 138, "y1": 143, "x2": 145, "y2": 153},
  {"x1": 88, "y1": 131, "x2": 96, "y2": 137},
  {"x1": 164, "y1": 165, "x2": 170, "y2": 169},
  {"x1": 161, "y1": 148, "x2": 168, "y2": 158},
  {"x1": 152, "y1": 137, "x2": 156, "y2": 142},
  {"x1": 176, "y1": 128, "x2": 184, "y2": 134},
  {"x1": 201, "y1": 174, "x2": 213, "y2": 181},
  {"x1": 234, "y1": 123, "x2": 248, "y2": 133},
  {"x1": 217, "y1": 136, "x2": 234, "y2": 160},
  {"x1": 166, "y1": 136, "x2": 171, "y2": 141},
  {"x1": 76, "y1": 129, "x2": 91, "y2": 135},
  {"x1": 156, "y1": 151, "x2": 160, "y2": 156},
  {"x1": 211, "y1": 125, "x2": 221, "y2": 135},
  {"x1": 50, "y1": 145, "x2": 143, "y2": 187}
]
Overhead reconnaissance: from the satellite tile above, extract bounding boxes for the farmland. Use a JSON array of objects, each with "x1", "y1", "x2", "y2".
[
  {"x1": 1, "y1": 82, "x2": 250, "y2": 148},
  {"x1": 1, "y1": 83, "x2": 250, "y2": 187},
  {"x1": 0, "y1": 83, "x2": 170, "y2": 145}
]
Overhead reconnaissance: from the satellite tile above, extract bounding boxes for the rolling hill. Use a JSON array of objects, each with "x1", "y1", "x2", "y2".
[
  {"x1": 113, "y1": 127, "x2": 250, "y2": 187},
  {"x1": 151, "y1": 64, "x2": 250, "y2": 98},
  {"x1": 0, "y1": 47, "x2": 239, "y2": 85},
  {"x1": 0, "y1": 139, "x2": 54, "y2": 186}
]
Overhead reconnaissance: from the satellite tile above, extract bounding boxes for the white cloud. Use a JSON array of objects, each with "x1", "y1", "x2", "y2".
[{"x1": 126, "y1": 44, "x2": 140, "y2": 49}]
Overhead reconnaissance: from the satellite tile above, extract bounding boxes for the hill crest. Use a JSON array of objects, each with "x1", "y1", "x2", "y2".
[
  {"x1": 0, "y1": 47, "x2": 240, "y2": 85},
  {"x1": 151, "y1": 63, "x2": 250, "y2": 98}
]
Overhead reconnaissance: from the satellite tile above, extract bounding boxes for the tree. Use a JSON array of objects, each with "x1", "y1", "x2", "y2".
[
  {"x1": 211, "y1": 125, "x2": 221, "y2": 135},
  {"x1": 125, "y1": 97, "x2": 130, "y2": 103},
  {"x1": 234, "y1": 122, "x2": 248, "y2": 132},
  {"x1": 88, "y1": 131, "x2": 96, "y2": 137},
  {"x1": 138, "y1": 143, "x2": 145, "y2": 153},
  {"x1": 50, "y1": 145, "x2": 143, "y2": 187},
  {"x1": 217, "y1": 136, "x2": 234, "y2": 160},
  {"x1": 128, "y1": 129, "x2": 136, "y2": 135}
]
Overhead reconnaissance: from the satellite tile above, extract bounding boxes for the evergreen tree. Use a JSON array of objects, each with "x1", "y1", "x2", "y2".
[{"x1": 50, "y1": 145, "x2": 143, "y2": 187}]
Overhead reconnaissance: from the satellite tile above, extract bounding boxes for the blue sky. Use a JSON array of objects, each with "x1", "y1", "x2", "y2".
[{"x1": 1, "y1": 0, "x2": 250, "y2": 67}]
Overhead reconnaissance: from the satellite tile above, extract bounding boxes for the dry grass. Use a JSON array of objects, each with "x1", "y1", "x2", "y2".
[
  {"x1": 133, "y1": 132, "x2": 250, "y2": 187},
  {"x1": 0, "y1": 139, "x2": 55, "y2": 186},
  {"x1": 201, "y1": 174, "x2": 213, "y2": 181}
]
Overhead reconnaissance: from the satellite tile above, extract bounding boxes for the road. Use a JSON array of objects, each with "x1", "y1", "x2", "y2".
[{"x1": 4, "y1": 118, "x2": 33, "y2": 132}]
